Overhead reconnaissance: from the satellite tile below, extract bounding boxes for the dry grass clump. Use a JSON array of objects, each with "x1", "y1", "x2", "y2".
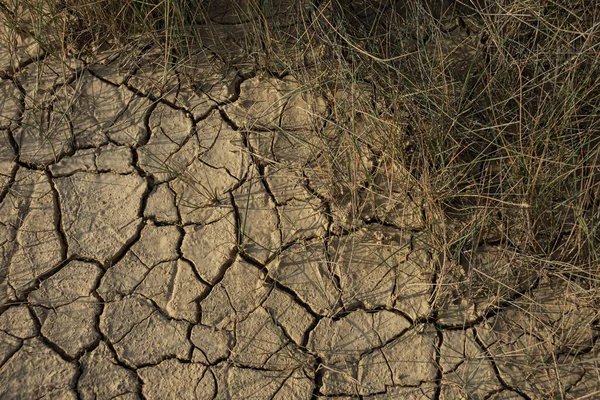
[
  {"x1": 1, "y1": 0, "x2": 198, "y2": 54},
  {"x1": 0, "y1": 0, "x2": 310, "y2": 67},
  {"x1": 247, "y1": 0, "x2": 600, "y2": 309},
  {"x1": 307, "y1": 0, "x2": 600, "y2": 295}
]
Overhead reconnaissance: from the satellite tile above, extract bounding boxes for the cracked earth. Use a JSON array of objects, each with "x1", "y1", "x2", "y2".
[{"x1": 1, "y1": 4, "x2": 599, "y2": 400}]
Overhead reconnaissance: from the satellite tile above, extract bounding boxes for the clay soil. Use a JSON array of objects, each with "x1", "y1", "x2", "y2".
[{"x1": 0, "y1": 1, "x2": 599, "y2": 399}]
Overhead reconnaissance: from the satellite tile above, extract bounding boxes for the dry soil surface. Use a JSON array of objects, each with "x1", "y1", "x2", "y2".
[{"x1": 0, "y1": 9, "x2": 599, "y2": 400}]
